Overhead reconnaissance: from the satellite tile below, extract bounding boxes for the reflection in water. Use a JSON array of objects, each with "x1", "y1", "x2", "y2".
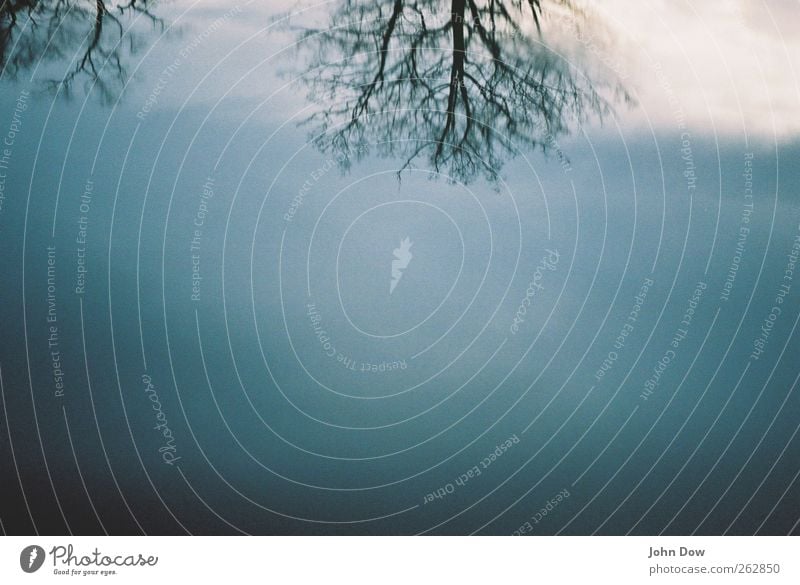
[
  {"x1": 292, "y1": 0, "x2": 628, "y2": 183},
  {"x1": 0, "y1": 0, "x2": 163, "y2": 100},
  {"x1": 4, "y1": 1, "x2": 798, "y2": 539}
]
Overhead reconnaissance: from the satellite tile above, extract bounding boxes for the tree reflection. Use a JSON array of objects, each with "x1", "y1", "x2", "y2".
[
  {"x1": 0, "y1": 0, "x2": 163, "y2": 101},
  {"x1": 294, "y1": 0, "x2": 628, "y2": 183}
]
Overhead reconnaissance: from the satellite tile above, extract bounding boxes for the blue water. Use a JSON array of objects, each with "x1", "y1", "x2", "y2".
[{"x1": 0, "y1": 0, "x2": 798, "y2": 535}]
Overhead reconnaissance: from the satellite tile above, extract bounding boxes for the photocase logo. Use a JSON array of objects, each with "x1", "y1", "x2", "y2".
[
  {"x1": 390, "y1": 237, "x2": 413, "y2": 294},
  {"x1": 20, "y1": 545, "x2": 45, "y2": 573}
]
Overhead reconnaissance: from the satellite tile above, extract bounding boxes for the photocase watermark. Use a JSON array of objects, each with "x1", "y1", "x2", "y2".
[
  {"x1": 720, "y1": 152, "x2": 754, "y2": 302},
  {"x1": 46, "y1": 544, "x2": 158, "y2": 577},
  {"x1": 136, "y1": 6, "x2": 244, "y2": 120},
  {"x1": 0, "y1": 88, "x2": 29, "y2": 224},
  {"x1": 390, "y1": 236, "x2": 413, "y2": 294},
  {"x1": 47, "y1": 244, "x2": 65, "y2": 398},
  {"x1": 307, "y1": 302, "x2": 336, "y2": 358},
  {"x1": 512, "y1": 487, "x2": 571, "y2": 534},
  {"x1": 423, "y1": 434, "x2": 519, "y2": 504},
  {"x1": 284, "y1": 142, "x2": 370, "y2": 223},
  {"x1": 142, "y1": 374, "x2": 181, "y2": 465},
  {"x1": 680, "y1": 132, "x2": 697, "y2": 197},
  {"x1": 509, "y1": 249, "x2": 560, "y2": 335},
  {"x1": 306, "y1": 302, "x2": 407, "y2": 373},
  {"x1": 640, "y1": 281, "x2": 706, "y2": 401},
  {"x1": 190, "y1": 176, "x2": 215, "y2": 302},
  {"x1": 649, "y1": 57, "x2": 686, "y2": 130},
  {"x1": 74, "y1": 177, "x2": 94, "y2": 295},
  {"x1": 645, "y1": 55, "x2": 701, "y2": 198},
  {"x1": 749, "y1": 221, "x2": 800, "y2": 361},
  {"x1": 594, "y1": 276, "x2": 653, "y2": 382},
  {"x1": 20, "y1": 545, "x2": 45, "y2": 573},
  {"x1": 20, "y1": 543, "x2": 158, "y2": 576}
]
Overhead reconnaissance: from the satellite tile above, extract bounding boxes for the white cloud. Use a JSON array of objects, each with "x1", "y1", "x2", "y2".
[{"x1": 575, "y1": 0, "x2": 800, "y2": 139}]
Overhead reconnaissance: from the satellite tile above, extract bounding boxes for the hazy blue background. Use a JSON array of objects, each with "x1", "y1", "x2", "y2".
[{"x1": 0, "y1": 0, "x2": 798, "y2": 535}]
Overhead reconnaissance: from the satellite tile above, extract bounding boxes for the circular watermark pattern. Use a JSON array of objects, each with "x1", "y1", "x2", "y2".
[{"x1": 0, "y1": 0, "x2": 798, "y2": 538}]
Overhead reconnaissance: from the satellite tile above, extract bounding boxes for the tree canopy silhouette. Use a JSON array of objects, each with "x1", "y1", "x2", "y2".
[
  {"x1": 293, "y1": 0, "x2": 626, "y2": 183},
  {"x1": 0, "y1": 0, "x2": 163, "y2": 101}
]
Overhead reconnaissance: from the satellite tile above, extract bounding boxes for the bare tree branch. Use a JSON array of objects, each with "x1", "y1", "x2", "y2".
[
  {"x1": 290, "y1": 0, "x2": 628, "y2": 184},
  {"x1": 1, "y1": 0, "x2": 165, "y2": 101}
]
